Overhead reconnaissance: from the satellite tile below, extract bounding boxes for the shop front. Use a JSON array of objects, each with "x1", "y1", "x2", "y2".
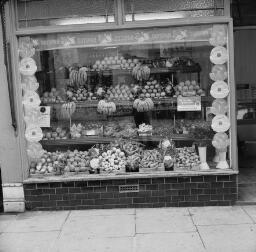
[{"x1": 0, "y1": 0, "x2": 238, "y2": 212}]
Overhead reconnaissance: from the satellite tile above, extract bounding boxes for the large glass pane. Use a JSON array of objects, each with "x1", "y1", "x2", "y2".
[
  {"x1": 18, "y1": 24, "x2": 231, "y2": 177},
  {"x1": 124, "y1": 0, "x2": 224, "y2": 22},
  {"x1": 16, "y1": 0, "x2": 115, "y2": 28}
]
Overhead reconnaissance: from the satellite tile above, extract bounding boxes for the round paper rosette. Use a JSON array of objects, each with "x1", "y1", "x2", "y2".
[
  {"x1": 19, "y1": 46, "x2": 35, "y2": 59},
  {"x1": 210, "y1": 81, "x2": 229, "y2": 99},
  {"x1": 210, "y1": 46, "x2": 228, "y2": 65},
  {"x1": 211, "y1": 99, "x2": 228, "y2": 115},
  {"x1": 21, "y1": 76, "x2": 39, "y2": 92},
  {"x1": 22, "y1": 91, "x2": 41, "y2": 107},
  {"x1": 209, "y1": 25, "x2": 227, "y2": 47},
  {"x1": 27, "y1": 142, "x2": 44, "y2": 160},
  {"x1": 25, "y1": 126, "x2": 43, "y2": 142},
  {"x1": 209, "y1": 64, "x2": 228, "y2": 81},
  {"x1": 211, "y1": 114, "x2": 230, "y2": 133},
  {"x1": 24, "y1": 107, "x2": 41, "y2": 127},
  {"x1": 212, "y1": 132, "x2": 229, "y2": 150},
  {"x1": 19, "y1": 57, "x2": 37, "y2": 76}
]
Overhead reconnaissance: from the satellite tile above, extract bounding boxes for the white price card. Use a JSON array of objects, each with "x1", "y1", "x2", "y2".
[
  {"x1": 177, "y1": 96, "x2": 201, "y2": 111},
  {"x1": 38, "y1": 106, "x2": 51, "y2": 127}
]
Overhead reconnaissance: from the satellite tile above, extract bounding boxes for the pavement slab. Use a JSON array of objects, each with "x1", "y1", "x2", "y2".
[
  {"x1": 4, "y1": 211, "x2": 69, "y2": 233},
  {"x1": 0, "y1": 215, "x2": 17, "y2": 233},
  {"x1": 136, "y1": 208, "x2": 196, "y2": 233},
  {"x1": 60, "y1": 214, "x2": 135, "y2": 239},
  {"x1": 189, "y1": 206, "x2": 253, "y2": 226},
  {"x1": 69, "y1": 208, "x2": 135, "y2": 217},
  {"x1": 198, "y1": 224, "x2": 256, "y2": 252},
  {"x1": 242, "y1": 205, "x2": 256, "y2": 223},
  {"x1": 0, "y1": 231, "x2": 59, "y2": 252},
  {"x1": 53, "y1": 236, "x2": 134, "y2": 252},
  {"x1": 135, "y1": 232, "x2": 205, "y2": 252}
]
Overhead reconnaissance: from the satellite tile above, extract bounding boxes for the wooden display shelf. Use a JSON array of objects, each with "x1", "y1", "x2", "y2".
[
  {"x1": 41, "y1": 134, "x2": 195, "y2": 146},
  {"x1": 43, "y1": 96, "x2": 212, "y2": 108},
  {"x1": 87, "y1": 65, "x2": 201, "y2": 76}
]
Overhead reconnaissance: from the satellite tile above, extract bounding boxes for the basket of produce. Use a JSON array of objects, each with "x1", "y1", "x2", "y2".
[
  {"x1": 138, "y1": 123, "x2": 153, "y2": 137},
  {"x1": 139, "y1": 149, "x2": 163, "y2": 172},
  {"x1": 175, "y1": 147, "x2": 200, "y2": 171}
]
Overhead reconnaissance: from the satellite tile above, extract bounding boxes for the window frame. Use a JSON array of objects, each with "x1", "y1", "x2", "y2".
[{"x1": 5, "y1": 0, "x2": 237, "y2": 180}]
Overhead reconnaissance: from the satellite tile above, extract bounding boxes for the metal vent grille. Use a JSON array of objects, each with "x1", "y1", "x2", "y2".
[{"x1": 119, "y1": 185, "x2": 139, "y2": 193}]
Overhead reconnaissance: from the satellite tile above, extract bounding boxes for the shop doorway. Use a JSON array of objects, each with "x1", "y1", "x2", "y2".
[{"x1": 234, "y1": 30, "x2": 256, "y2": 202}]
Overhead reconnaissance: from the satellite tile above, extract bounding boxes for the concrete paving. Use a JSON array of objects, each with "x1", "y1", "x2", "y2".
[{"x1": 0, "y1": 206, "x2": 256, "y2": 252}]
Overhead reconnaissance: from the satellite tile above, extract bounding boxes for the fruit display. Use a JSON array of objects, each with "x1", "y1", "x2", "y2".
[
  {"x1": 138, "y1": 123, "x2": 153, "y2": 136},
  {"x1": 69, "y1": 67, "x2": 88, "y2": 86},
  {"x1": 107, "y1": 84, "x2": 133, "y2": 101},
  {"x1": 92, "y1": 56, "x2": 139, "y2": 70},
  {"x1": 61, "y1": 102, "x2": 76, "y2": 120},
  {"x1": 30, "y1": 151, "x2": 66, "y2": 175},
  {"x1": 133, "y1": 97, "x2": 154, "y2": 112},
  {"x1": 126, "y1": 153, "x2": 141, "y2": 172},
  {"x1": 174, "y1": 80, "x2": 205, "y2": 97},
  {"x1": 70, "y1": 123, "x2": 103, "y2": 138},
  {"x1": 64, "y1": 150, "x2": 90, "y2": 173},
  {"x1": 120, "y1": 140, "x2": 144, "y2": 156},
  {"x1": 175, "y1": 147, "x2": 200, "y2": 169},
  {"x1": 132, "y1": 64, "x2": 150, "y2": 81},
  {"x1": 99, "y1": 147, "x2": 126, "y2": 173},
  {"x1": 41, "y1": 88, "x2": 64, "y2": 103},
  {"x1": 66, "y1": 86, "x2": 88, "y2": 102},
  {"x1": 97, "y1": 99, "x2": 116, "y2": 115},
  {"x1": 141, "y1": 79, "x2": 166, "y2": 99},
  {"x1": 42, "y1": 127, "x2": 68, "y2": 140},
  {"x1": 140, "y1": 149, "x2": 162, "y2": 169}
]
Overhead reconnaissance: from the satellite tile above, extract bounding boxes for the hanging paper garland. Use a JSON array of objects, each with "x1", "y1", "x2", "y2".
[
  {"x1": 27, "y1": 142, "x2": 44, "y2": 160},
  {"x1": 210, "y1": 81, "x2": 229, "y2": 99},
  {"x1": 22, "y1": 91, "x2": 41, "y2": 107},
  {"x1": 19, "y1": 57, "x2": 37, "y2": 76},
  {"x1": 25, "y1": 125, "x2": 43, "y2": 142},
  {"x1": 210, "y1": 46, "x2": 228, "y2": 65},
  {"x1": 209, "y1": 64, "x2": 228, "y2": 81},
  {"x1": 211, "y1": 99, "x2": 228, "y2": 115},
  {"x1": 209, "y1": 25, "x2": 227, "y2": 47},
  {"x1": 211, "y1": 114, "x2": 231, "y2": 133},
  {"x1": 212, "y1": 132, "x2": 229, "y2": 151}
]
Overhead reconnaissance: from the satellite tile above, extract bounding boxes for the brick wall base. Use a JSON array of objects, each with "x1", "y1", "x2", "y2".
[{"x1": 24, "y1": 175, "x2": 238, "y2": 210}]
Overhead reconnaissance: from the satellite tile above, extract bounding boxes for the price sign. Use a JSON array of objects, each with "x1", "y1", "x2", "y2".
[
  {"x1": 38, "y1": 106, "x2": 51, "y2": 127},
  {"x1": 177, "y1": 96, "x2": 201, "y2": 111}
]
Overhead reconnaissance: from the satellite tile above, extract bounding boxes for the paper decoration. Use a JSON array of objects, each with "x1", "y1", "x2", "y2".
[
  {"x1": 22, "y1": 91, "x2": 41, "y2": 107},
  {"x1": 209, "y1": 64, "x2": 228, "y2": 81},
  {"x1": 27, "y1": 142, "x2": 44, "y2": 160},
  {"x1": 211, "y1": 115, "x2": 230, "y2": 133},
  {"x1": 212, "y1": 132, "x2": 229, "y2": 150},
  {"x1": 21, "y1": 76, "x2": 39, "y2": 91},
  {"x1": 210, "y1": 46, "x2": 228, "y2": 65},
  {"x1": 209, "y1": 25, "x2": 227, "y2": 47},
  {"x1": 210, "y1": 80, "x2": 229, "y2": 99},
  {"x1": 19, "y1": 57, "x2": 37, "y2": 76},
  {"x1": 211, "y1": 99, "x2": 228, "y2": 115},
  {"x1": 25, "y1": 126, "x2": 43, "y2": 142}
]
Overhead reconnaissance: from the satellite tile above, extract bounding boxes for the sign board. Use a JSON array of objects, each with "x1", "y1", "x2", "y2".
[
  {"x1": 177, "y1": 96, "x2": 201, "y2": 111},
  {"x1": 38, "y1": 106, "x2": 51, "y2": 127}
]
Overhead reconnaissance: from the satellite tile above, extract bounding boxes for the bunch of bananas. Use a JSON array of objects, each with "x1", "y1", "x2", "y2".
[
  {"x1": 133, "y1": 98, "x2": 154, "y2": 112},
  {"x1": 61, "y1": 102, "x2": 76, "y2": 119},
  {"x1": 132, "y1": 65, "x2": 150, "y2": 81},
  {"x1": 97, "y1": 100, "x2": 116, "y2": 115},
  {"x1": 69, "y1": 67, "x2": 88, "y2": 86}
]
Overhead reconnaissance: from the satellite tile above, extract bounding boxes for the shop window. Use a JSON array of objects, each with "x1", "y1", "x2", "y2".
[
  {"x1": 16, "y1": 0, "x2": 115, "y2": 28},
  {"x1": 124, "y1": 0, "x2": 224, "y2": 22},
  {"x1": 18, "y1": 23, "x2": 232, "y2": 177}
]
